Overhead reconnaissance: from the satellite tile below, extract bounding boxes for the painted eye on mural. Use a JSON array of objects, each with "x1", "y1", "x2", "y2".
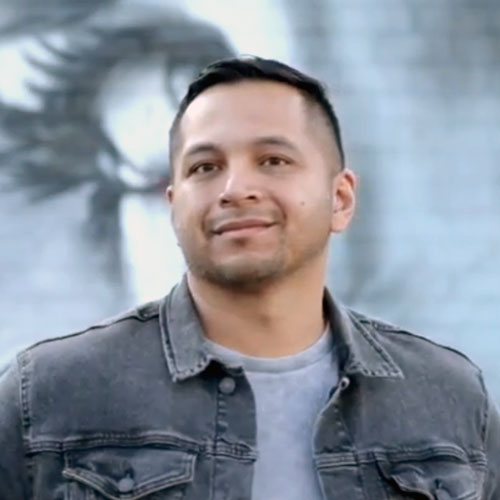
[{"x1": 0, "y1": 6, "x2": 234, "y2": 199}]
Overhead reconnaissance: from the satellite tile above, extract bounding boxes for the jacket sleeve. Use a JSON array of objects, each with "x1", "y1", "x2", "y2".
[
  {"x1": 483, "y1": 388, "x2": 500, "y2": 499},
  {"x1": 0, "y1": 359, "x2": 30, "y2": 499}
]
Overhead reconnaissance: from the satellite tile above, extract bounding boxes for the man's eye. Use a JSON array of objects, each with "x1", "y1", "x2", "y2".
[
  {"x1": 261, "y1": 156, "x2": 289, "y2": 167},
  {"x1": 190, "y1": 163, "x2": 217, "y2": 175}
]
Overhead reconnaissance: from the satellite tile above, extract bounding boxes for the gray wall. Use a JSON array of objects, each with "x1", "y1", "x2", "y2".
[{"x1": 1, "y1": 0, "x2": 499, "y2": 400}]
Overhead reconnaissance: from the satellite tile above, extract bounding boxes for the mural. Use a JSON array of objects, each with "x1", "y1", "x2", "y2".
[
  {"x1": 1, "y1": 0, "x2": 499, "y2": 400},
  {"x1": 1, "y1": 2, "x2": 234, "y2": 284}
]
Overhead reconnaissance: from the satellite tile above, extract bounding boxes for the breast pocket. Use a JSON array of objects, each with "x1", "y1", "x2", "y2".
[
  {"x1": 375, "y1": 446, "x2": 484, "y2": 500},
  {"x1": 62, "y1": 446, "x2": 196, "y2": 500}
]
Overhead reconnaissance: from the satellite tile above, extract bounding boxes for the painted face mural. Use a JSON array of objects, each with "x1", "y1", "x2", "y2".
[{"x1": 0, "y1": 1, "x2": 235, "y2": 295}]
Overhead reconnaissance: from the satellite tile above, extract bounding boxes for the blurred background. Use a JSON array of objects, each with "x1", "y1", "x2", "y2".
[{"x1": 1, "y1": 0, "x2": 499, "y2": 401}]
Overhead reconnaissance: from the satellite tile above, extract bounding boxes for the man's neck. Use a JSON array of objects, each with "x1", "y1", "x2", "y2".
[{"x1": 186, "y1": 269, "x2": 327, "y2": 358}]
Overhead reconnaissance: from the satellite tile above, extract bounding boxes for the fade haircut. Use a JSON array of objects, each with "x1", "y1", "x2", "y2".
[{"x1": 168, "y1": 56, "x2": 345, "y2": 174}]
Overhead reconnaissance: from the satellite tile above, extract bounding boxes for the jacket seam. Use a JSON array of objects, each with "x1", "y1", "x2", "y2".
[
  {"x1": 210, "y1": 384, "x2": 220, "y2": 500},
  {"x1": 348, "y1": 313, "x2": 402, "y2": 376},
  {"x1": 18, "y1": 351, "x2": 32, "y2": 433},
  {"x1": 477, "y1": 370, "x2": 489, "y2": 449},
  {"x1": 369, "y1": 324, "x2": 481, "y2": 371},
  {"x1": 475, "y1": 370, "x2": 491, "y2": 496},
  {"x1": 25, "y1": 433, "x2": 205, "y2": 453},
  {"x1": 24, "y1": 315, "x2": 157, "y2": 352},
  {"x1": 159, "y1": 294, "x2": 179, "y2": 380},
  {"x1": 16, "y1": 352, "x2": 33, "y2": 500},
  {"x1": 356, "y1": 325, "x2": 400, "y2": 374}
]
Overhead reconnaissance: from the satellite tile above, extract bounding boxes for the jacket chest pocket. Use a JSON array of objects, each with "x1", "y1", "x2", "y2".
[
  {"x1": 374, "y1": 447, "x2": 483, "y2": 500},
  {"x1": 62, "y1": 446, "x2": 196, "y2": 500},
  {"x1": 316, "y1": 446, "x2": 484, "y2": 500}
]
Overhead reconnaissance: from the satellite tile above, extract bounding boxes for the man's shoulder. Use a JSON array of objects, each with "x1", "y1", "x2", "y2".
[
  {"x1": 5, "y1": 299, "x2": 172, "y2": 437},
  {"x1": 347, "y1": 308, "x2": 483, "y2": 382},
  {"x1": 21, "y1": 300, "x2": 162, "y2": 362}
]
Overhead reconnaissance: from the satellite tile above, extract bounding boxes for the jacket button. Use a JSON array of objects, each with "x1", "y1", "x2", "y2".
[
  {"x1": 219, "y1": 376, "x2": 236, "y2": 395},
  {"x1": 117, "y1": 476, "x2": 135, "y2": 493}
]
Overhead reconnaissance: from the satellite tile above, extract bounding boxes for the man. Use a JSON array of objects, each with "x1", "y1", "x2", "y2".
[{"x1": 0, "y1": 56, "x2": 499, "y2": 499}]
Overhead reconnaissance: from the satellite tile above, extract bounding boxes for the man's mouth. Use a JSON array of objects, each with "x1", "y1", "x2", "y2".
[{"x1": 212, "y1": 219, "x2": 276, "y2": 236}]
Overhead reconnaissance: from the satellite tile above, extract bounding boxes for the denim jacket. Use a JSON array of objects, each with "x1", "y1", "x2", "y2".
[{"x1": 1, "y1": 276, "x2": 499, "y2": 499}]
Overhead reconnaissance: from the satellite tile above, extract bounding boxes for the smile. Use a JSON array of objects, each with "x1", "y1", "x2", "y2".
[
  {"x1": 216, "y1": 225, "x2": 274, "y2": 238},
  {"x1": 212, "y1": 219, "x2": 276, "y2": 237}
]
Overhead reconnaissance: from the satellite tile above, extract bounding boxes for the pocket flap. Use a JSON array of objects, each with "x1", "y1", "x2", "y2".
[
  {"x1": 63, "y1": 447, "x2": 196, "y2": 500},
  {"x1": 377, "y1": 449, "x2": 479, "y2": 499}
]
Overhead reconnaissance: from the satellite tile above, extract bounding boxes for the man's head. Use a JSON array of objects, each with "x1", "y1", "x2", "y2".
[
  {"x1": 167, "y1": 56, "x2": 356, "y2": 291},
  {"x1": 169, "y1": 56, "x2": 345, "y2": 173}
]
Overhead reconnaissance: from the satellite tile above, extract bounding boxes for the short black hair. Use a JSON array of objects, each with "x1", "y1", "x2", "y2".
[{"x1": 168, "y1": 56, "x2": 345, "y2": 172}]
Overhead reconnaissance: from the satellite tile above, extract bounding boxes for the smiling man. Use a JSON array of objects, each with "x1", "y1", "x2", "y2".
[
  {"x1": 1, "y1": 57, "x2": 499, "y2": 499},
  {"x1": 166, "y1": 73, "x2": 354, "y2": 360}
]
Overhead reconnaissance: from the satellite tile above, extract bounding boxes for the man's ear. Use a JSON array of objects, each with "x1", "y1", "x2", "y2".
[
  {"x1": 330, "y1": 168, "x2": 356, "y2": 233},
  {"x1": 166, "y1": 185, "x2": 174, "y2": 204}
]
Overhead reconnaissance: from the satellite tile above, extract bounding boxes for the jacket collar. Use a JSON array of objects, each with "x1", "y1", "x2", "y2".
[{"x1": 160, "y1": 276, "x2": 403, "y2": 382}]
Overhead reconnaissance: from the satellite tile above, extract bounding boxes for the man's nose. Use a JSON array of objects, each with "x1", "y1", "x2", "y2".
[{"x1": 218, "y1": 163, "x2": 263, "y2": 206}]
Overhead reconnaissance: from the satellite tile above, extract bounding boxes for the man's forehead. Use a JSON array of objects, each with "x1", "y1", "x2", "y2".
[
  {"x1": 183, "y1": 81, "x2": 306, "y2": 122},
  {"x1": 178, "y1": 81, "x2": 309, "y2": 145},
  {"x1": 190, "y1": 79, "x2": 305, "y2": 101}
]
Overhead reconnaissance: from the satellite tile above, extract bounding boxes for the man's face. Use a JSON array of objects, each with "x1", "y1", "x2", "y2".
[{"x1": 167, "y1": 80, "x2": 354, "y2": 289}]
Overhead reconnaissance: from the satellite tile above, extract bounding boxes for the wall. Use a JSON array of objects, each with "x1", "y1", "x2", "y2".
[{"x1": 1, "y1": 0, "x2": 499, "y2": 400}]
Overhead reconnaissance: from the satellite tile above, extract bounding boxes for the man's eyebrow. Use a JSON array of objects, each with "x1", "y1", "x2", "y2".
[
  {"x1": 252, "y1": 136, "x2": 299, "y2": 152},
  {"x1": 183, "y1": 142, "x2": 221, "y2": 158},
  {"x1": 182, "y1": 136, "x2": 299, "y2": 159}
]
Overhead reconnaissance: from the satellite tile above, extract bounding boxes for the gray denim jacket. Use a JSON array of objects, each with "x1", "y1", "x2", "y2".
[{"x1": 1, "y1": 277, "x2": 499, "y2": 499}]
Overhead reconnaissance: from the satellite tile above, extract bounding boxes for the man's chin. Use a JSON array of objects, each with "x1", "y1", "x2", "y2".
[{"x1": 201, "y1": 259, "x2": 286, "y2": 290}]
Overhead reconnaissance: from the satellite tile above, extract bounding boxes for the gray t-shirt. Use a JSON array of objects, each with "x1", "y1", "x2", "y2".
[{"x1": 205, "y1": 326, "x2": 338, "y2": 500}]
